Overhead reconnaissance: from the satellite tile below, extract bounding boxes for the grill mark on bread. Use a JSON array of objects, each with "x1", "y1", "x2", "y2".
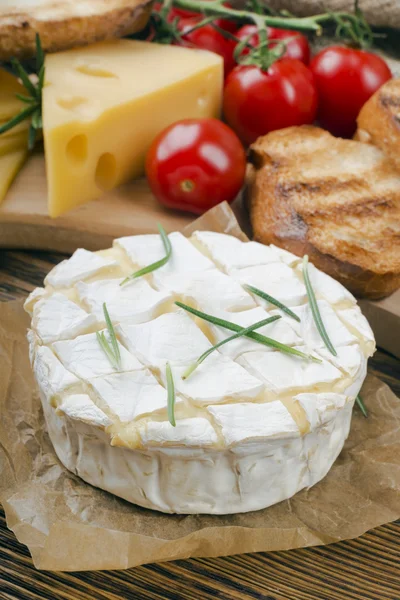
[{"x1": 248, "y1": 125, "x2": 400, "y2": 298}]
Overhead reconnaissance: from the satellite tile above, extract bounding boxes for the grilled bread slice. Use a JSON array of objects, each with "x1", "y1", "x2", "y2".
[
  {"x1": 248, "y1": 125, "x2": 400, "y2": 299},
  {"x1": 0, "y1": 0, "x2": 152, "y2": 60},
  {"x1": 356, "y1": 78, "x2": 400, "y2": 173}
]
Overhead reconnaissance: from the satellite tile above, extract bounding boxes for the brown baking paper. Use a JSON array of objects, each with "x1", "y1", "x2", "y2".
[{"x1": 1, "y1": 203, "x2": 400, "y2": 572}]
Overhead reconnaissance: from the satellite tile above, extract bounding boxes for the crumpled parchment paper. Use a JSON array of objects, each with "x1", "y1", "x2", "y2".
[{"x1": 1, "y1": 202, "x2": 400, "y2": 571}]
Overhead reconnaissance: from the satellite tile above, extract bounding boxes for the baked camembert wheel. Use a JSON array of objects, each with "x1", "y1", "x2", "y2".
[{"x1": 25, "y1": 230, "x2": 375, "y2": 514}]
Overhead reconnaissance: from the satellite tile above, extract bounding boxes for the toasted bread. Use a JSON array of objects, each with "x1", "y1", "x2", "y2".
[
  {"x1": 248, "y1": 125, "x2": 400, "y2": 299},
  {"x1": 0, "y1": 0, "x2": 152, "y2": 60},
  {"x1": 356, "y1": 78, "x2": 400, "y2": 173}
]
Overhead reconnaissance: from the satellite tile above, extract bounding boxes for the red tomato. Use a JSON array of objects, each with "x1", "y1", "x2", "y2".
[
  {"x1": 310, "y1": 46, "x2": 392, "y2": 137},
  {"x1": 223, "y1": 59, "x2": 318, "y2": 146},
  {"x1": 146, "y1": 118, "x2": 246, "y2": 214},
  {"x1": 178, "y1": 18, "x2": 236, "y2": 76},
  {"x1": 235, "y1": 25, "x2": 310, "y2": 64}
]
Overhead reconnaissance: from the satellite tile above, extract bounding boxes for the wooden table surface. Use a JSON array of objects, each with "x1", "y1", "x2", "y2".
[{"x1": 1, "y1": 249, "x2": 400, "y2": 600}]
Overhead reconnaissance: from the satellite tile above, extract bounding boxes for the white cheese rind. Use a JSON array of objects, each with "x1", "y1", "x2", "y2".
[
  {"x1": 32, "y1": 293, "x2": 97, "y2": 344},
  {"x1": 118, "y1": 310, "x2": 211, "y2": 368},
  {"x1": 165, "y1": 354, "x2": 265, "y2": 406},
  {"x1": 45, "y1": 248, "x2": 118, "y2": 288},
  {"x1": 208, "y1": 401, "x2": 300, "y2": 446},
  {"x1": 76, "y1": 277, "x2": 171, "y2": 325},
  {"x1": 153, "y1": 268, "x2": 256, "y2": 312},
  {"x1": 191, "y1": 231, "x2": 280, "y2": 272},
  {"x1": 24, "y1": 287, "x2": 48, "y2": 315},
  {"x1": 139, "y1": 418, "x2": 218, "y2": 448},
  {"x1": 234, "y1": 263, "x2": 307, "y2": 307},
  {"x1": 272, "y1": 300, "x2": 357, "y2": 352},
  {"x1": 337, "y1": 306, "x2": 376, "y2": 355},
  {"x1": 57, "y1": 394, "x2": 112, "y2": 428},
  {"x1": 53, "y1": 330, "x2": 143, "y2": 379},
  {"x1": 238, "y1": 348, "x2": 342, "y2": 395},
  {"x1": 114, "y1": 231, "x2": 214, "y2": 276},
  {"x1": 89, "y1": 370, "x2": 175, "y2": 422},
  {"x1": 27, "y1": 229, "x2": 375, "y2": 515},
  {"x1": 297, "y1": 262, "x2": 356, "y2": 306},
  {"x1": 41, "y1": 387, "x2": 353, "y2": 513},
  {"x1": 34, "y1": 345, "x2": 80, "y2": 401},
  {"x1": 207, "y1": 307, "x2": 301, "y2": 359}
]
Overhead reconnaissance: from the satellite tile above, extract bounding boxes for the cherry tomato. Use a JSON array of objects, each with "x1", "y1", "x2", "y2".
[
  {"x1": 146, "y1": 118, "x2": 246, "y2": 214},
  {"x1": 178, "y1": 18, "x2": 236, "y2": 76},
  {"x1": 235, "y1": 25, "x2": 310, "y2": 64},
  {"x1": 310, "y1": 46, "x2": 392, "y2": 137},
  {"x1": 223, "y1": 59, "x2": 318, "y2": 146}
]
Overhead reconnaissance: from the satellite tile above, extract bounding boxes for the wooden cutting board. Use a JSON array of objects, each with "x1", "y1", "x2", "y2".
[{"x1": 0, "y1": 153, "x2": 194, "y2": 253}]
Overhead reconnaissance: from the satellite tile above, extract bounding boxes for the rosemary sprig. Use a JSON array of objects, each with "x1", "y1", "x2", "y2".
[
  {"x1": 182, "y1": 315, "x2": 281, "y2": 379},
  {"x1": 244, "y1": 284, "x2": 301, "y2": 322},
  {"x1": 176, "y1": 301, "x2": 320, "y2": 362},
  {"x1": 120, "y1": 223, "x2": 172, "y2": 286},
  {"x1": 302, "y1": 256, "x2": 368, "y2": 417},
  {"x1": 96, "y1": 303, "x2": 121, "y2": 370},
  {"x1": 302, "y1": 256, "x2": 337, "y2": 357},
  {"x1": 0, "y1": 34, "x2": 45, "y2": 150},
  {"x1": 356, "y1": 394, "x2": 368, "y2": 418},
  {"x1": 166, "y1": 362, "x2": 176, "y2": 427}
]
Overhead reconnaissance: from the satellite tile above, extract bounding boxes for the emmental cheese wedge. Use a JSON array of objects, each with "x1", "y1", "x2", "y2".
[
  {"x1": 26, "y1": 231, "x2": 375, "y2": 514},
  {"x1": 43, "y1": 40, "x2": 223, "y2": 217}
]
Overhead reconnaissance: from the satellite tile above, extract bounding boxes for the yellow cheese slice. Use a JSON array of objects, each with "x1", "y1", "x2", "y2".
[
  {"x1": 42, "y1": 40, "x2": 223, "y2": 217},
  {"x1": 0, "y1": 68, "x2": 25, "y2": 120},
  {"x1": 0, "y1": 149, "x2": 27, "y2": 204},
  {"x1": 0, "y1": 119, "x2": 30, "y2": 138},
  {"x1": 0, "y1": 131, "x2": 28, "y2": 156}
]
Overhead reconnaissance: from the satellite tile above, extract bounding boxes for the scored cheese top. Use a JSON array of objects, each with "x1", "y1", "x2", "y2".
[{"x1": 25, "y1": 231, "x2": 375, "y2": 452}]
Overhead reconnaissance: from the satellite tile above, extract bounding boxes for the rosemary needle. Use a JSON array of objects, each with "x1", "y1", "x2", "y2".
[
  {"x1": 302, "y1": 256, "x2": 368, "y2": 417},
  {"x1": 356, "y1": 394, "x2": 368, "y2": 418},
  {"x1": 182, "y1": 315, "x2": 282, "y2": 379},
  {"x1": 166, "y1": 362, "x2": 176, "y2": 427},
  {"x1": 120, "y1": 223, "x2": 172, "y2": 286},
  {"x1": 302, "y1": 255, "x2": 337, "y2": 357},
  {"x1": 96, "y1": 302, "x2": 121, "y2": 370},
  {"x1": 176, "y1": 301, "x2": 319, "y2": 362},
  {"x1": 244, "y1": 284, "x2": 301, "y2": 322}
]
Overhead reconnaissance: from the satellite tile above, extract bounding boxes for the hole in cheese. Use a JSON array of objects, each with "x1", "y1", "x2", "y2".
[
  {"x1": 197, "y1": 91, "x2": 211, "y2": 113},
  {"x1": 57, "y1": 97, "x2": 88, "y2": 111},
  {"x1": 66, "y1": 134, "x2": 88, "y2": 163},
  {"x1": 75, "y1": 65, "x2": 117, "y2": 78},
  {"x1": 95, "y1": 153, "x2": 117, "y2": 191}
]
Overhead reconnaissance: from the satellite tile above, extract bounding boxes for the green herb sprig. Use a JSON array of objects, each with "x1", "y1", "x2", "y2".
[
  {"x1": 356, "y1": 394, "x2": 368, "y2": 418},
  {"x1": 166, "y1": 362, "x2": 176, "y2": 427},
  {"x1": 96, "y1": 303, "x2": 121, "y2": 370},
  {"x1": 302, "y1": 255, "x2": 368, "y2": 417},
  {"x1": 120, "y1": 223, "x2": 172, "y2": 286},
  {"x1": 182, "y1": 315, "x2": 282, "y2": 379},
  {"x1": 244, "y1": 284, "x2": 301, "y2": 322},
  {"x1": 303, "y1": 255, "x2": 337, "y2": 356},
  {"x1": 176, "y1": 301, "x2": 319, "y2": 362},
  {"x1": 0, "y1": 34, "x2": 44, "y2": 150}
]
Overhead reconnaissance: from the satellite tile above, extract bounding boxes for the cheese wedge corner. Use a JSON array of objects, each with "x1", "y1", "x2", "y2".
[{"x1": 43, "y1": 40, "x2": 223, "y2": 218}]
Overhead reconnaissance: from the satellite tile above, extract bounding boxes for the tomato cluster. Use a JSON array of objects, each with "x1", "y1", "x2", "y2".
[{"x1": 146, "y1": 4, "x2": 392, "y2": 214}]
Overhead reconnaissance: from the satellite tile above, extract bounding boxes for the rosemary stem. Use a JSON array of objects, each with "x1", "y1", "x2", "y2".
[
  {"x1": 182, "y1": 315, "x2": 281, "y2": 379},
  {"x1": 356, "y1": 394, "x2": 368, "y2": 418}
]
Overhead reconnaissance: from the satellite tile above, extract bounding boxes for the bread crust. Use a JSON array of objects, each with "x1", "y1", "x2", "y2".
[
  {"x1": 356, "y1": 78, "x2": 400, "y2": 173},
  {"x1": 248, "y1": 125, "x2": 400, "y2": 299},
  {"x1": 0, "y1": 0, "x2": 153, "y2": 60}
]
